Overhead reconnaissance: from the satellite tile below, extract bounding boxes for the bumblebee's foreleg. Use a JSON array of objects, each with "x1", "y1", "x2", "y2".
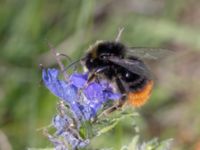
[{"x1": 87, "y1": 66, "x2": 110, "y2": 83}]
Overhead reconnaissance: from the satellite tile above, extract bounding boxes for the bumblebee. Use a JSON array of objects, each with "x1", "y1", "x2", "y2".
[{"x1": 81, "y1": 29, "x2": 167, "y2": 109}]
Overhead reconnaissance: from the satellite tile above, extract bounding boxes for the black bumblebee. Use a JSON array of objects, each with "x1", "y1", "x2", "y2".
[{"x1": 81, "y1": 29, "x2": 169, "y2": 108}]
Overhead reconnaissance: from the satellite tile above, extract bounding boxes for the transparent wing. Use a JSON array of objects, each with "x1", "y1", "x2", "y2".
[
  {"x1": 108, "y1": 57, "x2": 152, "y2": 79},
  {"x1": 127, "y1": 47, "x2": 173, "y2": 60}
]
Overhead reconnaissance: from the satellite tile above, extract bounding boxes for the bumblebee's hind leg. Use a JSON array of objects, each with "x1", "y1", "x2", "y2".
[
  {"x1": 103, "y1": 94, "x2": 126, "y2": 115},
  {"x1": 98, "y1": 77, "x2": 128, "y2": 118},
  {"x1": 106, "y1": 77, "x2": 128, "y2": 113}
]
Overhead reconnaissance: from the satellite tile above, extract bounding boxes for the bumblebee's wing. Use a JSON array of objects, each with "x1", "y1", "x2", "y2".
[
  {"x1": 108, "y1": 57, "x2": 152, "y2": 79},
  {"x1": 126, "y1": 47, "x2": 172, "y2": 60}
]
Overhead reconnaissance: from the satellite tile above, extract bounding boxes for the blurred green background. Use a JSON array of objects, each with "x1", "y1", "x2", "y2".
[{"x1": 0, "y1": 0, "x2": 200, "y2": 149}]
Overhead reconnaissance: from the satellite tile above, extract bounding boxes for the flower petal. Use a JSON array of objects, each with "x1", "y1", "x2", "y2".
[
  {"x1": 70, "y1": 73, "x2": 87, "y2": 88},
  {"x1": 42, "y1": 69, "x2": 78, "y2": 102},
  {"x1": 83, "y1": 83, "x2": 104, "y2": 102}
]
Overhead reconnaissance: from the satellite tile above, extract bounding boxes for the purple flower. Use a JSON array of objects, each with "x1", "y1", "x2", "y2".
[
  {"x1": 52, "y1": 113, "x2": 89, "y2": 150},
  {"x1": 47, "y1": 134, "x2": 67, "y2": 150},
  {"x1": 42, "y1": 68, "x2": 121, "y2": 149},
  {"x1": 53, "y1": 115, "x2": 71, "y2": 135},
  {"x1": 42, "y1": 68, "x2": 121, "y2": 120}
]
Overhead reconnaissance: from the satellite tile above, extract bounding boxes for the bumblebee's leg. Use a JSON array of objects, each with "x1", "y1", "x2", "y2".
[
  {"x1": 82, "y1": 66, "x2": 110, "y2": 93},
  {"x1": 105, "y1": 77, "x2": 128, "y2": 113},
  {"x1": 87, "y1": 72, "x2": 97, "y2": 83},
  {"x1": 97, "y1": 77, "x2": 128, "y2": 119},
  {"x1": 87, "y1": 66, "x2": 110, "y2": 83}
]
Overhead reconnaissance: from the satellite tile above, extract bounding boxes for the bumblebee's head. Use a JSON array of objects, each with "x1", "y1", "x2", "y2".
[
  {"x1": 82, "y1": 41, "x2": 126, "y2": 71},
  {"x1": 81, "y1": 51, "x2": 98, "y2": 71}
]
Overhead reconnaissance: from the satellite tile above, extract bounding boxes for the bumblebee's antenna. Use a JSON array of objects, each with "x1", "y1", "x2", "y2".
[
  {"x1": 58, "y1": 53, "x2": 72, "y2": 62},
  {"x1": 61, "y1": 57, "x2": 84, "y2": 73},
  {"x1": 115, "y1": 27, "x2": 124, "y2": 42},
  {"x1": 57, "y1": 53, "x2": 78, "y2": 71},
  {"x1": 47, "y1": 42, "x2": 69, "y2": 80}
]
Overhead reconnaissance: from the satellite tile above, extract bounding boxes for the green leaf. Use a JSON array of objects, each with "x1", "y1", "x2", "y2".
[
  {"x1": 96, "y1": 120, "x2": 118, "y2": 136},
  {"x1": 121, "y1": 136, "x2": 173, "y2": 150},
  {"x1": 157, "y1": 139, "x2": 173, "y2": 150},
  {"x1": 126, "y1": 135, "x2": 140, "y2": 150},
  {"x1": 93, "y1": 107, "x2": 138, "y2": 137}
]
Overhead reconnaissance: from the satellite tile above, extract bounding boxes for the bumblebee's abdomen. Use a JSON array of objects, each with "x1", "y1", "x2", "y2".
[
  {"x1": 127, "y1": 80, "x2": 153, "y2": 107},
  {"x1": 119, "y1": 68, "x2": 149, "y2": 91}
]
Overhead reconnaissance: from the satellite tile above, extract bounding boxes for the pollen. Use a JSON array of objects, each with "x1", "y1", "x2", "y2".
[{"x1": 127, "y1": 80, "x2": 154, "y2": 107}]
